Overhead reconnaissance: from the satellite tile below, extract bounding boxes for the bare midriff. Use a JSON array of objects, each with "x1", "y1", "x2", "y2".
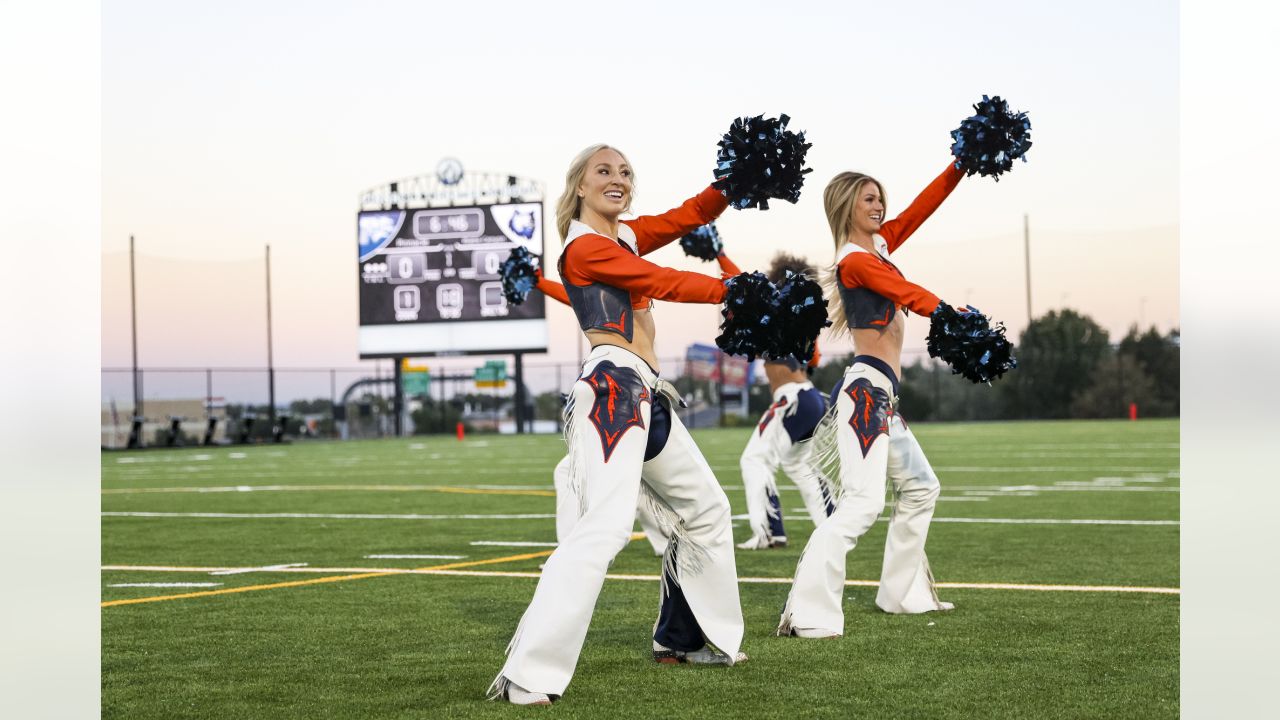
[
  {"x1": 585, "y1": 307, "x2": 659, "y2": 371},
  {"x1": 851, "y1": 310, "x2": 906, "y2": 380}
]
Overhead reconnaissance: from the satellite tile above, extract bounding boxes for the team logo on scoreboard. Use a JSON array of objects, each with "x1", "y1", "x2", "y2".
[
  {"x1": 489, "y1": 203, "x2": 542, "y2": 248},
  {"x1": 358, "y1": 211, "x2": 405, "y2": 262}
]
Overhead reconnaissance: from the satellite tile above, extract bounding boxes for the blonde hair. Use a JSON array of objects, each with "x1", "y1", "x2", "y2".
[
  {"x1": 555, "y1": 144, "x2": 636, "y2": 241},
  {"x1": 820, "y1": 171, "x2": 886, "y2": 336}
]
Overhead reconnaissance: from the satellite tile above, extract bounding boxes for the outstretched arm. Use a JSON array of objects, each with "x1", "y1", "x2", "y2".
[
  {"x1": 879, "y1": 163, "x2": 964, "y2": 253},
  {"x1": 534, "y1": 269, "x2": 570, "y2": 306},
  {"x1": 716, "y1": 251, "x2": 742, "y2": 279},
  {"x1": 625, "y1": 186, "x2": 730, "y2": 256},
  {"x1": 840, "y1": 254, "x2": 942, "y2": 317},
  {"x1": 566, "y1": 234, "x2": 726, "y2": 304}
]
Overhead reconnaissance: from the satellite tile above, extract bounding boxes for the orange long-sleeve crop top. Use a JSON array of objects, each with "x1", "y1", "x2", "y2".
[
  {"x1": 558, "y1": 185, "x2": 730, "y2": 341},
  {"x1": 835, "y1": 163, "x2": 962, "y2": 328}
]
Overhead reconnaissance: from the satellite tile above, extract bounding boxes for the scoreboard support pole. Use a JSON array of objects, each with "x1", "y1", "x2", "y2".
[
  {"x1": 393, "y1": 357, "x2": 405, "y2": 437},
  {"x1": 513, "y1": 352, "x2": 526, "y2": 434}
]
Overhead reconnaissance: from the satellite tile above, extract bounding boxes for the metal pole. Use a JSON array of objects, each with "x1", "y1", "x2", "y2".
[
  {"x1": 266, "y1": 244, "x2": 276, "y2": 432},
  {"x1": 514, "y1": 353, "x2": 526, "y2": 434},
  {"x1": 393, "y1": 357, "x2": 404, "y2": 437},
  {"x1": 206, "y1": 368, "x2": 213, "y2": 419},
  {"x1": 1023, "y1": 213, "x2": 1033, "y2": 326},
  {"x1": 330, "y1": 368, "x2": 337, "y2": 438},
  {"x1": 130, "y1": 235, "x2": 141, "y2": 418}
]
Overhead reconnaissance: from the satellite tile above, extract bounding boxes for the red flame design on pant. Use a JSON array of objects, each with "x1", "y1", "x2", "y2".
[{"x1": 584, "y1": 362, "x2": 649, "y2": 463}]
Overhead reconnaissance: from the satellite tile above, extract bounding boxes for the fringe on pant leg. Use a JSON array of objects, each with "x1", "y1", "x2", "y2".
[
  {"x1": 803, "y1": 403, "x2": 846, "y2": 505},
  {"x1": 561, "y1": 392, "x2": 589, "y2": 520},
  {"x1": 775, "y1": 543, "x2": 811, "y2": 636},
  {"x1": 639, "y1": 481, "x2": 709, "y2": 586},
  {"x1": 485, "y1": 675, "x2": 510, "y2": 701}
]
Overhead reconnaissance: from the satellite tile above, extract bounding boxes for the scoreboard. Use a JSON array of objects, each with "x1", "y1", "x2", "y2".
[{"x1": 356, "y1": 196, "x2": 548, "y2": 358}]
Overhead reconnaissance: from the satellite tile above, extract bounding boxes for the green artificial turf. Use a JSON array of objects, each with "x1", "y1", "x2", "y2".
[{"x1": 102, "y1": 419, "x2": 1179, "y2": 718}]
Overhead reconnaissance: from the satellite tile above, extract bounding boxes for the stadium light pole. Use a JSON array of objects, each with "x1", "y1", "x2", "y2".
[
  {"x1": 130, "y1": 234, "x2": 142, "y2": 418},
  {"x1": 266, "y1": 244, "x2": 276, "y2": 434}
]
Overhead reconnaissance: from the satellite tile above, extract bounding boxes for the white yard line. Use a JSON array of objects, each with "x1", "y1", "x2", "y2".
[
  {"x1": 99, "y1": 565, "x2": 1179, "y2": 595},
  {"x1": 102, "y1": 511, "x2": 556, "y2": 520},
  {"x1": 107, "y1": 582, "x2": 224, "y2": 588},
  {"x1": 211, "y1": 563, "x2": 309, "y2": 576},
  {"x1": 102, "y1": 482, "x2": 1178, "y2": 495},
  {"x1": 364, "y1": 554, "x2": 466, "y2": 560},
  {"x1": 104, "y1": 511, "x2": 1176, "y2": 526}
]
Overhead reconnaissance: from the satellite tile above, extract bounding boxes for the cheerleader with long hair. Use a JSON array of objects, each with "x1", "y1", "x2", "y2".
[
  {"x1": 491, "y1": 144, "x2": 746, "y2": 705},
  {"x1": 777, "y1": 163, "x2": 964, "y2": 638}
]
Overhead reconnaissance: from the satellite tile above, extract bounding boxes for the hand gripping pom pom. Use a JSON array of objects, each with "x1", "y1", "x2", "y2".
[
  {"x1": 679, "y1": 222, "x2": 723, "y2": 262},
  {"x1": 499, "y1": 246, "x2": 540, "y2": 305},
  {"x1": 716, "y1": 272, "x2": 779, "y2": 361},
  {"x1": 950, "y1": 95, "x2": 1033, "y2": 181},
  {"x1": 927, "y1": 303, "x2": 1018, "y2": 384},
  {"x1": 712, "y1": 114, "x2": 813, "y2": 211},
  {"x1": 770, "y1": 271, "x2": 831, "y2": 365}
]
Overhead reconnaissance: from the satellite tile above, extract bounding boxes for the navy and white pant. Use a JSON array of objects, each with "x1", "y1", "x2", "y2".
[
  {"x1": 738, "y1": 381, "x2": 834, "y2": 544},
  {"x1": 779, "y1": 356, "x2": 950, "y2": 636},
  {"x1": 495, "y1": 345, "x2": 743, "y2": 697}
]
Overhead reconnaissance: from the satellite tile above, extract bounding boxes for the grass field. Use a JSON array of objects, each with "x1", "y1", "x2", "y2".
[{"x1": 101, "y1": 419, "x2": 1179, "y2": 719}]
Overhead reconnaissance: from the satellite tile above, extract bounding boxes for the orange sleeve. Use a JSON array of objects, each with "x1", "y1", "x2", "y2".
[
  {"x1": 535, "y1": 275, "x2": 570, "y2": 306},
  {"x1": 808, "y1": 341, "x2": 821, "y2": 369},
  {"x1": 566, "y1": 235, "x2": 727, "y2": 304},
  {"x1": 624, "y1": 186, "x2": 730, "y2": 256},
  {"x1": 716, "y1": 252, "x2": 742, "y2": 279},
  {"x1": 839, "y1": 253, "x2": 942, "y2": 317},
  {"x1": 879, "y1": 163, "x2": 964, "y2": 253}
]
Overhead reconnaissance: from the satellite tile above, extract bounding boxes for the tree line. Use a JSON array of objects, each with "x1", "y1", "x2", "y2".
[{"x1": 801, "y1": 309, "x2": 1178, "y2": 422}]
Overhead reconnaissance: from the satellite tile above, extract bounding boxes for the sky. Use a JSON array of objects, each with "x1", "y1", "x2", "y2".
[{"x1": 100, "y1": 0, "x2": 1179, "y2": 399}]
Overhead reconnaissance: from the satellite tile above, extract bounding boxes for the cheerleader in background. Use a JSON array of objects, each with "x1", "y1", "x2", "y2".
[{"x1": 735, "y1": 252, "x2": 836, "y2": 551}]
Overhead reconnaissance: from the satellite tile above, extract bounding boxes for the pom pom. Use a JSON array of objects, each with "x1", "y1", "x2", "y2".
[
  {"x1": 716, "y1": 271, "x2": 779, "y2": 361},
  {"x1": 499, "y1": 246, "x2": 540, "y2": 305},
  {"x1": 950, "y1": 95, "x2": 1033, "y2": 181},
  {"x1": 927, "y1": 303, "x2": 1018, "y2": 384},
  {"x1": 679, "y1": 222, "x2": 723, "y2": 262},
  {"x1": 770, "y1": 270, "x2": 831, "y2": 365},
  {"x1": 712, "y1": 114, "x2": 813, "y2": 210}
]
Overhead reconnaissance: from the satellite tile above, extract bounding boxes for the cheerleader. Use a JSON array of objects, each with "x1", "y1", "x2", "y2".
[
  {"x1": 491, "y1": 144, "x2": 745, "y2": 705},
  {"x1": 736, "y1": 252, "x2": 835, "y2": 551},
  {"x1": 777, "y1": 162, "x2": 964, "y2": 639}
]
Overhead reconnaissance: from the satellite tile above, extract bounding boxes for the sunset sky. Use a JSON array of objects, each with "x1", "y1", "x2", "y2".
[{"x1": 100, "y1": 0, "x2": 1178, "y2": 402}]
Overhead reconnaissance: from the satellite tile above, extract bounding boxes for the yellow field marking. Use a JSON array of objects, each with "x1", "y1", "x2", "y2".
[
  {"x1": 101, "y1": 534, "x2": 648, "y2": 608},
  {"x1": 102, "y1": 484, "x2": 555, "y2": 498},
  {"x1": 100, "y1": 550, "x2": 554, "y2": 608}
]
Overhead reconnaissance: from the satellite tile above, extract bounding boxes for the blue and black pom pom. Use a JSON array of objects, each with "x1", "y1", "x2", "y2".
[
  {"x1": 950, "y1": 95, "x2": 1032, "y2": 181},
  {"x1": 717, "y1": 272, "x2": 779, "y2": 361},
  {"x1": 680, "y1": 222, "x2": 723, "y2": 262},
  {"x1": 771, "y1": 270, "x2": 830, "y2": 365},
  {"x1": 499, "y1": 246, "x2": 540, "y2": 305},
  {"x1": 927, "y1": 302, "x2": 1018, "y2": 384},
  {"x1": 713, "y1": 114, "x2": 813, "y2": 211}
]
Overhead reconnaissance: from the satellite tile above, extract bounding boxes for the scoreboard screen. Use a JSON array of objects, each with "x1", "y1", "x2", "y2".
[{"x1": 356, "y1": 201, "x2": 548, "y2": 358}]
